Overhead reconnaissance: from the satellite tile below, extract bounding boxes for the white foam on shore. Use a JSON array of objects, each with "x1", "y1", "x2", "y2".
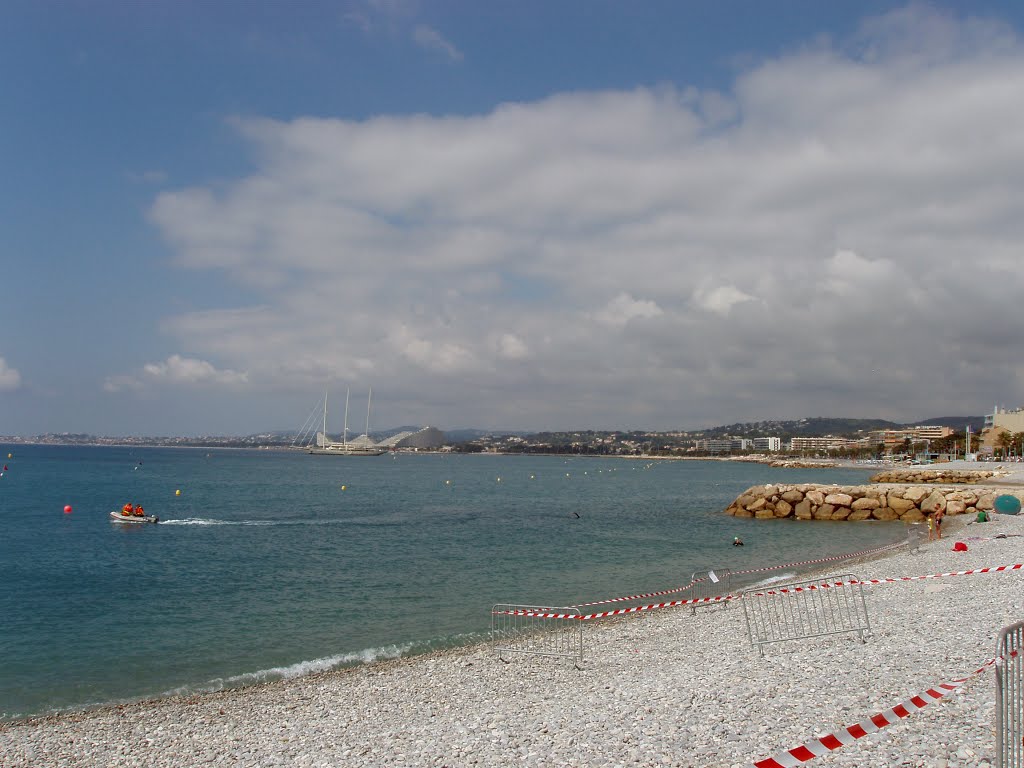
[
  {"x1": 163, "y1": 643, "x2": 416, "y2": 698},
  {"x1": 747, "y1": 571, "x2": 797, "y2": 587}
]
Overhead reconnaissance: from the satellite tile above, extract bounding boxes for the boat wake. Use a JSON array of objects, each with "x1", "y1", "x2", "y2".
[{"x1": 160, "y1": 518, "x2": 349, "y2": 527}]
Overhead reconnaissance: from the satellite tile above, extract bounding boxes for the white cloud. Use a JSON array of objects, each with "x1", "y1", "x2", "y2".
[
  {"x1": 594, "y1": 293, "x2": 664, "y2": 327},
  {"x1": 694, "y1": 285, "x2": 756, "y2": 316},
  {"x1": 105, "y1": 355, "x2": 248, "y2": 393},
  {"x1": 495, "y1": 333, "x2": 529, "y2": 360},
  {"x1": 145, "y1": 5, "x2": 1024, "y2": 429},
  {"x1": 0, "y1": 357, "x2": 21, "y2": 391},
  {"x1": 412, "y1": 24, "x2": 463, "y2": 61}
]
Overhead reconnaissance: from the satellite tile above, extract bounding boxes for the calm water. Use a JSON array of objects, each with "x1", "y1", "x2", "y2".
[{"x1": 0, "y1": 445, "x2": 903, "y2": 720}]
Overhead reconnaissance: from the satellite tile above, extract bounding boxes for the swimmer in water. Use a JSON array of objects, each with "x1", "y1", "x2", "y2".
[{"x1": 733, "y1": 536, "x2": 744, "y2": 546}]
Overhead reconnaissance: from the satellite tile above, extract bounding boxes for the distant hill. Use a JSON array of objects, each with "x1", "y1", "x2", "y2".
[
  {"x1": 693, "y1": 416, "x2": 985, "y2": 439},
  {"x1": 905, "y1": 416, "x2": 985, "y2": 432},
  {"x1": 444, "y1": 428, "x2": 532, "y2": 442}
]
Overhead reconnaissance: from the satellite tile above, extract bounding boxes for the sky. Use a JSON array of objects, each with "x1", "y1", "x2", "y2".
[{"x1": 4, "y1": 1, "x2": 1024, "y2": 437}]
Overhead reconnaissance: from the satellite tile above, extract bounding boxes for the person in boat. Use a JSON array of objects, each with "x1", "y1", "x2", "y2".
[
  {"x1": 123, "y1": 502, "x2": 134, "y2": 516},
  {"x1": 134, "y1": 504, "x2": 145, "y2": 517}
]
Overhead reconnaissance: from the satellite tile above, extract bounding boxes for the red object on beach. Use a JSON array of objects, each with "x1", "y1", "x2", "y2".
[{"x1": 953, "y1": 541, "x2": 968, "y2": 552}]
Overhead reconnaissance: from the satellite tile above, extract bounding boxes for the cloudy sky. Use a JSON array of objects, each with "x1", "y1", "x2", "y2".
[{"x1": 4, "y1": 1, "x2": 1024, "y2": 436}]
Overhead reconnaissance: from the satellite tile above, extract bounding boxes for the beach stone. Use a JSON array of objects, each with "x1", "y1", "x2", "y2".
[
  {"x1": 851, "y1": 497, "x2": 880, "y2": 511},
  {"x1": 872, "y1": 507, "x2": 900, "y2": 521},
  {"x1": 824, "y1": 493, "x2": 853, "y2": 507},
  {"x1": 830, "y1": 506, "x2": 852, "y2": 520},
  {"x1": 746, "y1": 497, "x2": 766, "y2": 512},
  {"x1": 904, "y1": 487, "x2": 929, "y2": 503},
  {"x1": 847, "y1": 508, "x2": 873, "y2": 521},
  {"x1": 735, "y1": 494, "x2": 756, "y2": 509},
  {"x1": 755, "y1": 509, "x2": 775, "y2": 519},
  {"x1": 805, "y1": 490, "x2": 825, "y2": 506},
  {"x1": 900, "y1": 509, "x2": 926, "y2": 522},
  {"x1": 946, "y1": 500, "x2": 966, "y2": 516},
  {"x1": 813, "y1": 503, "x2": 835, "y2": 520},
  {"x1": 781, "y1": 490, "x2": 803, "y2": 503},
  {"x1": 794, "y1": 500, "x2": 812, "y2": 520},
  {"x1": 887, "y1": 496, "x2": 916, "y2": 512},
  {"x1": 921, "y1": 491, "x2": 947, "y2": 514},
  {"x1": 774, "y1": 500, "x2": 792, "y2": 518}
]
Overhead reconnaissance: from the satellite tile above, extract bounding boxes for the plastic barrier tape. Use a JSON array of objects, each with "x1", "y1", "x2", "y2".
[
  {"x1": 493, "y1": 564, "x2": 1024, "y2": 620},
  {"x1": 752, "y1": 651, "x2": 1016, "y2": 767}
]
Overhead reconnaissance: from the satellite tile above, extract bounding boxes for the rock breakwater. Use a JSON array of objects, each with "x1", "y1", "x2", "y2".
[
  {"x1": 868, "y1": 468, "x2": 1006, "y2": 484},
  {"x1": 724, "y1": 483, "x2": 1023, "y2": 522}
]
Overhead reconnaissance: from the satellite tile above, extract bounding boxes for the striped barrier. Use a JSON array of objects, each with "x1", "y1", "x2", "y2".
[
  {"x1": 493, "y1": 564, "x2": 1024, "y2": 621},
  {"x1": 568, "y1": 538, "x2": 909, "y2": 609},
  {"x1": 752, "y1": 651, "x2": 1016, "y2": 767}
]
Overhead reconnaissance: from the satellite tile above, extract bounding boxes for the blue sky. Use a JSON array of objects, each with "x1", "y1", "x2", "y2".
[{"x1": 4, "y1": 1, "x2": 1024, "y2": 436}]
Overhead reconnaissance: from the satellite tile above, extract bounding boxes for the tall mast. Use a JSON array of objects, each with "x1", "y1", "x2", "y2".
[
  {"x1": 366, "y1": 387, "x2": 372, "y2": 438},
  {"x1": 322, "y1": 386, "x2": 328, "y2": 446},
  {"x1": 343, "y1": 387, "x2": 350, "y2": 446}
]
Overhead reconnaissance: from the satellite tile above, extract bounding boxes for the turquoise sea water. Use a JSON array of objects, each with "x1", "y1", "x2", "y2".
[{"x1": 0, "y1": 445, "x2": 904, "y2": 720}]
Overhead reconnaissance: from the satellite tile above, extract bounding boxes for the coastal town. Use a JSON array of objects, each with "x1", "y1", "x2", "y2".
[{"x1": 6, "y1": 407, "x2": 1024, "y2": 461}]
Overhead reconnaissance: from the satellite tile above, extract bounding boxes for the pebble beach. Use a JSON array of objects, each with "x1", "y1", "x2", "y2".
[{"x1": 3, "y1": 496, "x2": 1024, "y2": 767}]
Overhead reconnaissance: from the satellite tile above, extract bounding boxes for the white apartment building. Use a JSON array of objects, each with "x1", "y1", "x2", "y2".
[
  {"x1": 789, "y1": 436, "x2": 858, "y2": 452},
  {"x1": 752, "y1": 437, "x2": 781, "y2": 452}
]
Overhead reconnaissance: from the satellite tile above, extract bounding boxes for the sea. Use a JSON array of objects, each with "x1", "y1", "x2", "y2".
[{"x1": 0, "y1": 445, "x2": 905, "y2": 721}]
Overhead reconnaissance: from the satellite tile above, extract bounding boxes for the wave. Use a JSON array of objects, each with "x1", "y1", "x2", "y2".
[{"x1": 161, "y1": 643, "x2": 417, "y2": 697}]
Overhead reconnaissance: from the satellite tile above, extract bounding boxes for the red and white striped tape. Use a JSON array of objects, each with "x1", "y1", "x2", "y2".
[
  {"x1": 568, "y1": 539, "x2": 907, "y2": 609},
  {"x1": 493, "y1": 564, "x2": 1024, "y2": 620},
  {"x1": 752, "y1": 651, "x2": 1015, "y2": 767},
  {"x1": 731, "y1": 539, "x2": 906, "y2": 576}
]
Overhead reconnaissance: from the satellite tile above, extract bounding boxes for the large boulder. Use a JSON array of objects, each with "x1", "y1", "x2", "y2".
[
  {"x1": 824, "y1": 493, "x2": 853, "y2": 507},
  {"x1": 887, "y1": 496, "x2": 917, "y2": 513},
  {"x1": 851, "y1": 497, "x2": 880, "y2": 511},
  {"x1": 920, "y1": 491, "x2": 947, "y2": 514},
  {"x1": 813, "y1": 503, "x2": 836, "y2": 520},
  {"x1": 794, "y1": 499, "x2": 812, "y2": 520}
]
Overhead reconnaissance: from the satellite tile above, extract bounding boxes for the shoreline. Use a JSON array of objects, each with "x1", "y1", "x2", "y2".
[{"x1": 4, "y1": 510, "x2": 1022, "y2": 766}]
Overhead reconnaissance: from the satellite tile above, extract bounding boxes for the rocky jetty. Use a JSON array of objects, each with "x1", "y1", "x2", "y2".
[
  {"x1": 724, "y1": 483, "x2": 1022, "y2": 522},
  {"x1": 767, "y1": 459, "x2": 839, "y2": 469},
  {"x1": 868, "y1": 468, "x2": 1006, "y2": 484}
]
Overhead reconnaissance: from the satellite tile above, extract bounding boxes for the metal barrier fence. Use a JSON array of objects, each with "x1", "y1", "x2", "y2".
[
  {"x1": 740, "y1": 574, "x2": 870, "y2": 657},
  {"x1": 687, "y1": 568, "x2": 732, "y2": 615},
  {"x1": 491, "y1": 605, "x2": 583, "y2": 666},
  {"x1": 997, "y1": 620, "x2": 1024, "y2": 768},
  {"x1": 907, "y1": 523, "x2": 928, "y2": 554}
]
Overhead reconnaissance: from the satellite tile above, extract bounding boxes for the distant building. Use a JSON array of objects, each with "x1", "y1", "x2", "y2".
[
  {"x1": 752, "y1": 437, "x2": 781, "y2": 452},
  {"x1": 703, "y1": 437, "x2": 752, "y2": 454},
  {"x1": 790, "y1": 436, "x2": 857, "y2": 452},
  {"x1": 391, "y1": 427, "x2": 447, "y2": 450},
  {"x1": 982, "y1": 407, "x2": 1024, "y2": 454},
  {"x1": 868, "y1": 426, "x2": 953, "y2": 451},
  {"x1": 986, "y1": 407, "x2": 1024, "y2": 434}
]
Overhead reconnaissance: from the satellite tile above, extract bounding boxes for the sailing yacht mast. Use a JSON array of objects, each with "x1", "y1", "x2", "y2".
[
  {"x1": 365, "y1": 387, "x2": 373, "y2": 439},
  {"x1": 343, "y1": 388, "x2": 350, "y2": 446},
  {"x1": 321, "y1": 386, "x2": 328, "y2": 447}
]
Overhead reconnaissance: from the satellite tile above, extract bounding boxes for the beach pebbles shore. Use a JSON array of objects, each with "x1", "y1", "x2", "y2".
[{"x1": 3, "y1": 515, "x2": 1023, "y2": 767}]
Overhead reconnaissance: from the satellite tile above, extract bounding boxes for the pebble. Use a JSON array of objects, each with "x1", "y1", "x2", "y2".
[{"x1": 1, "y1": 515, "x2": 1022, "y2": 767}]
